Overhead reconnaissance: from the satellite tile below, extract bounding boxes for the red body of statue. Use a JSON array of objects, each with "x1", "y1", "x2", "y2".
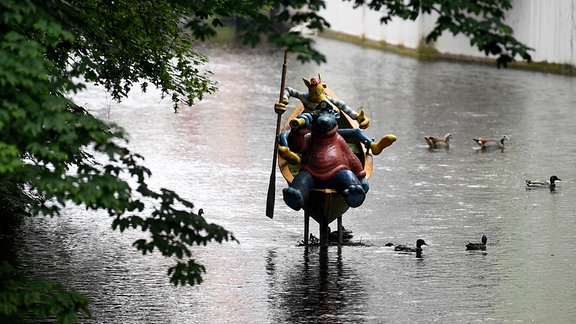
[{"x1": 288, "y1": 127, "x2": 365, "y2": 182}]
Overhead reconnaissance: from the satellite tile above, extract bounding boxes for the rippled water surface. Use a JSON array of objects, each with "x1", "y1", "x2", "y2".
[{"x1": 15, "y1": 37, "x2": 576, "y2": 323}]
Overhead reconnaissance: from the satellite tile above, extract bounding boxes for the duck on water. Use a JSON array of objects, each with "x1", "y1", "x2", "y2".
[
  {"x1": 466, "y1": 235, "x2": 487, "y2": 251},
  {"x1": 525, "y1": 175, "x2": 561, "y2": 190},
  {"x1": 425, "y1": 133, "x2": 452, "y2": 149},
  {"x1": 387, "y1": 239, "x2": 428, "y2": 254},
  {"x1": 473, "y1": 135, "x2": 509, "y2": 149}
]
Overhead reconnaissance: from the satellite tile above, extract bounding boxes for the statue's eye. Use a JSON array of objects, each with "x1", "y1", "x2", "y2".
[{"x1": 315, "y1": 90, "x2": 321, "y2": 96}]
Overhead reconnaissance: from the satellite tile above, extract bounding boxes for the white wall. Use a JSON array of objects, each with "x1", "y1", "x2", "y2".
[
  {"x1": 508, "y1": 0, "x2": 575, "y2": 64},
  {"x1": 319, "y1": 0, "x2": 576, "y2": 68}
]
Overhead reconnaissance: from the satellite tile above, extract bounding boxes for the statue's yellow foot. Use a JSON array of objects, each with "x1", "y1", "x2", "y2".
[
  {"x1": 370, "y1": 134, "x2": 397, "y2": 155},
  {"x1": 278, "y1": 146, "x2": 301, "y2": 164}
]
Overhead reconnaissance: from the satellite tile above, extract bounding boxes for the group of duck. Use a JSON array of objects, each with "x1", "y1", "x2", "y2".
[
  {"x1": 425, "y1": 133, "x2": 562, "y2": 191},
  {"x1": 383, "y1": 235, "x2": 488, "y2": 258},
  {"x1": 424, "y1": 133, "x2": 510, "y2": 150},
  {"x1": 380, "y1": 133, "x2": 563, "y2": 257}
]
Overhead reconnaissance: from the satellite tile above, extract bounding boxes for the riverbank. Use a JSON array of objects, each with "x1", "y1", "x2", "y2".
[{"x1": 321, "y1": 30, "x2": 576, "y2": 76}]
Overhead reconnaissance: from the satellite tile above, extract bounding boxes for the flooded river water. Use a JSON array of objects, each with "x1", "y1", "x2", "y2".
[{"x1": 14, "y1": 37, "x2": 576, "y2": 323}]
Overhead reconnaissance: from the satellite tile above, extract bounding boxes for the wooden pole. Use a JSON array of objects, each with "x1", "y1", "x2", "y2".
[
  {"x1": 265, "y1": 51, "x2": 288, "y2": 219},
  {"x1": 304, "y1": 211, "x2": 310, "y2": 245}
]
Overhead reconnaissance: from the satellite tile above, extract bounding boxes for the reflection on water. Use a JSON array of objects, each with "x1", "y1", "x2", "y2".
[
  {"x1": 13, "y1": 37, "x2": 576, "y2": 323},
  {"x1": 267, "y1": 246, "x2": 368, "y2": 323}
]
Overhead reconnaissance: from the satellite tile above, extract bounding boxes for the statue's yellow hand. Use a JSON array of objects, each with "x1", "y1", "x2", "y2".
[
  {"x1": 370, "y1": 134, "x2": 397, "y2": 155},
  {"x1": 278, "y1": 146, "x2": 300, "y2": 164},
  {"x1": 289, "y1": 117, "x2": 307, "y2": 129},
  {"x1": 274, "y1": 102, "x2": 286, "y2": 114},
  {"x1": 356, "y1": 109, "x2": 370, "y2": 129}
]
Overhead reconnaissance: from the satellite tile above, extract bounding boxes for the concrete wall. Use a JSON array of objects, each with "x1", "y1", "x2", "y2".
[{"x1": 319, "y1": 0, "x2": 576, "y2": 70}]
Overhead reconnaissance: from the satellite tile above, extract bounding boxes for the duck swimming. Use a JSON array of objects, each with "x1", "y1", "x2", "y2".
[
  {"x1": 466, "y1": 235, "x2": 487, "y2": 251},
  {"x1": 394, "y1": 239, "x2": 427, "y2": 253},
  {"x1": 525, "y1": 175, "x2": 561, "y2": 190},
  {"x1": 473, "y1": 135, "x2": 509, "y2": 149},
  {"x1": 425, "y1": 133, "x2": 452, "y2": 149}
]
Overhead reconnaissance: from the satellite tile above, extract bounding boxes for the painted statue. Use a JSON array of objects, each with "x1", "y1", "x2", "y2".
[
  {"x1": 282, "y1": 100, "x2": 369, "y2": 211},
  {"x1": 274, "y1": 73, "x2": 396, "y2": 163}
]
